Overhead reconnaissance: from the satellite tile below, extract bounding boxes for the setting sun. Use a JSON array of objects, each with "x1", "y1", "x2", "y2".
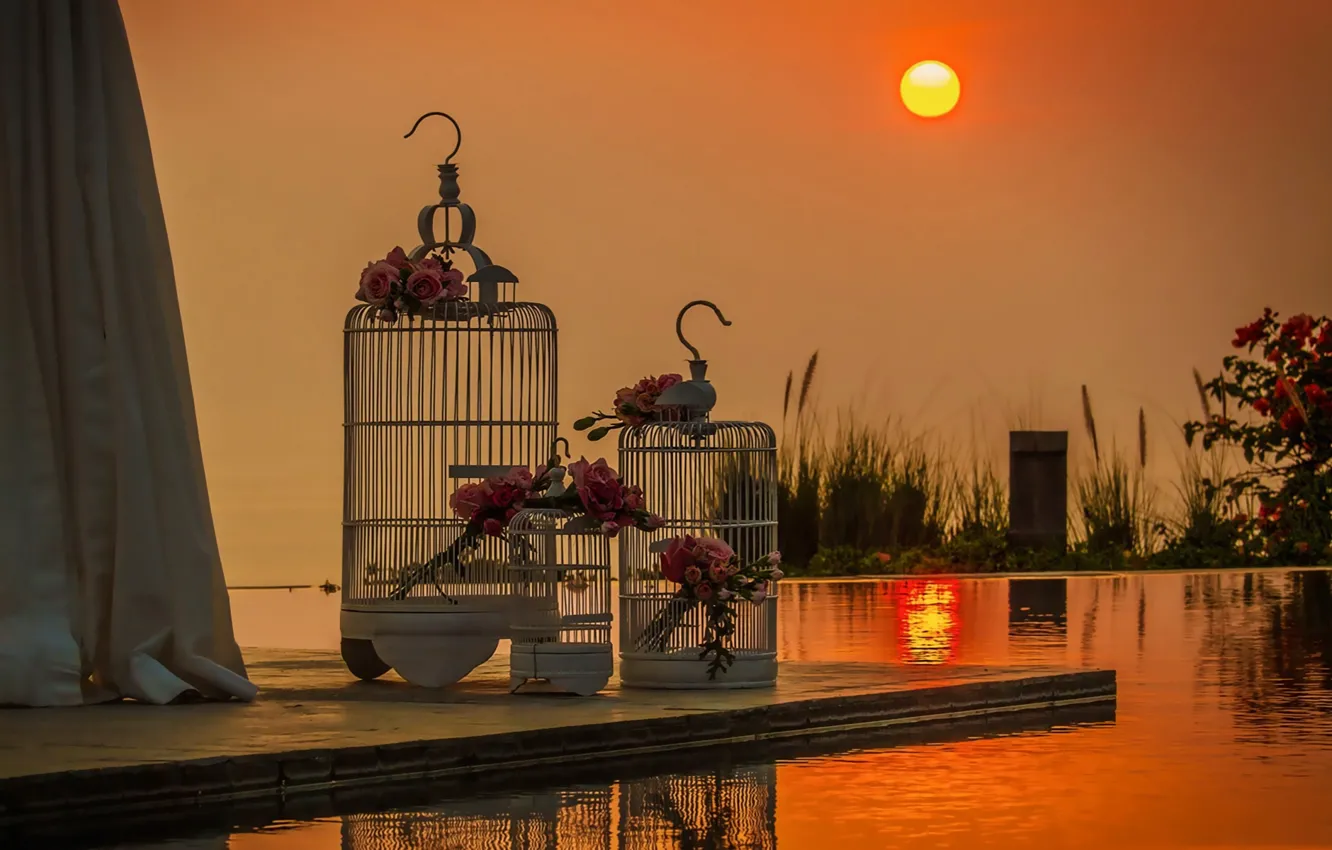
[{"x1": 900, "y1": 60, "x2": 960, "y2": 118}]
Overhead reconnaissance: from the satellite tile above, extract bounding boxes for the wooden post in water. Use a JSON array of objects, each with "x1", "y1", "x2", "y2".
[{"x1": 1008, "y1": 431, "x2": 1068, "y2": 553}]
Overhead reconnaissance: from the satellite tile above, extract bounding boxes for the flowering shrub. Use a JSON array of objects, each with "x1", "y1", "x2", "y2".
[
  {"x1": 573, "y1": 373, "x2": 685, "y2": 441},
  {"x1": 356, "y1": 246, "x2": 468, "y2": 322},
  {"x1": 658, "y1": 536, "x2": 783, "y2": 678},
  {"x1": 1184, "y1": 309, "x2": 1332, "y2": 563},
  {"x1": 448, "y1": 456, "x2": 663, "y2": 539}
]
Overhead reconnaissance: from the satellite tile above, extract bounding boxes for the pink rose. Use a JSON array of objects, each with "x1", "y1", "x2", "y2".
[
  {"x1": 385, "y1": 246, "x2": 412, "y2": 270},
  {"x1": 695, "y1": 582, "x2": 714, "y2": 601},
  {"x1": 405, "y1": 268, "x2": 445, "y2": 304},
  {"x1": 358, "y1": 261, "x2": 399, "y2": 305},
  {"x1": 483, "y1": 518, "x2": 504, "y2": 537},
  {"x1": 636, "y1": 392, "x2": 658, "y2": 413},
  {"x1": 770, "y1": 567, "x2": 784, "y2": 581},
  {"x1": 623, "y1": 484, "x2": 646, "y2": 512},
  {"x1": 601, "y1": 520, "x2": 621, "y2": 537},
  {"x1": 656, "y1": 374, "x2": 683, "y2": 392},
  {"x1": 766, "y1": 551, "x2": 782, "y2": 566},
  {"x1": 449, "y1": 482, "x2": 490, "y2": 521},
  {"x1": 708, "y1": 562, "x2": 729, "y2": 583},
  {"x1": 645, "y1": 514, "x2": 666, "y2": 531},
  {"x1": 569, "y1": 457, "x2": 626, "y2": 521},
  {"x1": 418, "y1": 255, "x2": 443, "y2": 271},
  {"x1": 440, "y1": 267, "x2": 467, "y2": 299},
  {"x1": 684, "y1": 565, "x2": 703, "y2": 585},
  {"x1": 751, "y1": 581, "x2": 769, "y2": 604},
  {"x1": 660, "y1": 535, "x2": 697, "y2": 583},
  {"x1": 717, "y1": 588, "x2": 734, "y2": 601},
  {"x1": 692, "y1": 537, "x2": 734, "y2": 566},
  {"x1": 501, "y1": 467, "x2": 535, "y2": 490}
]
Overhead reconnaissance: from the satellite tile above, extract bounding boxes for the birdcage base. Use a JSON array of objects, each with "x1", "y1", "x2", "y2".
[
  {"x1": 619, "y1": 651, "x2": 778, "y2": 690},
  {"x1": 341, "y1": 604, "x2": 513, "y2": 687},
  {"x1": 509, "y1": 643, "x2": 613, "y2": 696}
]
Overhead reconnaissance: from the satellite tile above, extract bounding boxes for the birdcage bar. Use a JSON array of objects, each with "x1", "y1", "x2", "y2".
[{"x1": 508, "y1": 508, "x2": 614, "y2": 696}]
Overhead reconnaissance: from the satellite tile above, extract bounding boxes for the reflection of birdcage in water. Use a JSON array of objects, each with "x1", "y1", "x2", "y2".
[
  {"x1": 617, "y1": 764, "x2": 778, "y2": 849},
  {"x1": 340, "y1": 790, "x2": 612, "y2": 850},
  {"x1": 340, "y1": 112, "x2": 557, "y2": 687},
  {"x1": 618, "y1": 302, "x2": 779, "y2": 690},
  {"x1": 507, "y1": 508, "x2": 614, "y2": 696}
]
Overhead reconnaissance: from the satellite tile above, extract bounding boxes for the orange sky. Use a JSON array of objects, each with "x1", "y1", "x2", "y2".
[{"x1": 119, "y1": 0, "x2": 1332, "y2": 585}]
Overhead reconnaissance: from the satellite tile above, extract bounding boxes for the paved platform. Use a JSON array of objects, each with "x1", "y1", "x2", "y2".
[{"x1": 0, "y1": 648, "x2": 1115, "y2": 823}]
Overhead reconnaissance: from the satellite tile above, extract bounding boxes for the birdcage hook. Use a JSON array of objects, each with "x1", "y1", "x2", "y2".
[
  {"x1": 675, "y1": 300, "x2": 732, "y2": 361},
  {"x1": 550, "y1": 437, "x2": 571, "y2": 460},
  {"x1": 404, "y1": 112, "x2": 462, "y2": 164}
]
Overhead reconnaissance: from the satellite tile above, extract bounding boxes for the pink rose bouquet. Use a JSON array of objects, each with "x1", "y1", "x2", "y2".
[
  {"x1": 447, "y1": 455, "x2": 662, "y2": 540},
  {"x1": 356, "y1": 246, "x2": 469, "y2": 322},
  {"x1": 658, "y1": 536, "x2": 783, "y2": 678},
  {"x1": 573, "y1": 373, "x2": 686, "y2": 441}
]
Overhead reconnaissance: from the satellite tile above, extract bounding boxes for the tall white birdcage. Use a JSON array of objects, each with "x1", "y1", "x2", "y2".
[
  {"x1": 507, "y1": 504, "x2": 614, "y2": 696},
  {"x1": 341, "y1": 112, "x2": 557, "y2": 687},
  {"x1": 339, "y1": 789, "x2": 612, "y2": 850},
  {"x1": 616, "y1": 764, "x2": 778, "y2": 849},
  {"x1": 618, "y1": 301, "x2": 780, "y2": 689}
]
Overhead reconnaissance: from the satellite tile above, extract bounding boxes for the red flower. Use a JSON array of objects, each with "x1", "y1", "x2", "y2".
[
  {"x1": 1266, "y1": 347, "x2": 1284, "y2": 363},
  {"x1": 1233, "y1": 319, "x2": 1266, "y2": 348},
  {"x1": 1305, "y1": 383, "x2": 1328, "y2": 405},
  {"x1": 1280, "y1": 407, "x2": 1304, "y2": 430},
  {"x1": 1251, "y1": 397, "x2": 1272, "y2": 415},
  {"x1": 1281, "y1": 313, "x2": 1315, "y2": 342},
  {"x1": 660, "y1": 535, "x2": 698, "y2": 584},
  {"x1": 1273, "y1": 380, "x2": 1289, "y2": 400}
]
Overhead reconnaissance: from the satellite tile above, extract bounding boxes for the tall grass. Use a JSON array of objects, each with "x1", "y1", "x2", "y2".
[
  {"x1": 1074, "y1": 386, "x2": 1156, "y2": 555},
  {"x1": 777, "y1": 353, "x2": 822, "y2": 565}
]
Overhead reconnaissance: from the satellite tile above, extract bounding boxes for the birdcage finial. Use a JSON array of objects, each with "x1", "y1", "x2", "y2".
[
  {"x1": 675, "y1": 300, "x2": 732, "y2": 361},
  {"x1": 656, "y1": 300, "x2": 732, "y2": 419}
]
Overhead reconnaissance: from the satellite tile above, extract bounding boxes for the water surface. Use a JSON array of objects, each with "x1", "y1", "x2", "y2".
[{"x1": 125, "y1": 569, "x2": 1332, "y2": 846}]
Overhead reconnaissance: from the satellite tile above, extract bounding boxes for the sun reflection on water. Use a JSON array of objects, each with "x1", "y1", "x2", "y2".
[{"x1": 893, "y1": 579, "x2": 960, "y2": 665}]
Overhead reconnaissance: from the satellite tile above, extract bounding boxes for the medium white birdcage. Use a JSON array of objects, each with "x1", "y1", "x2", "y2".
[
  {"x1": 340, "y1": 789, "x2": 612, "y2": 850},
  {"x1": 616, "y1": 764, "x2": 778, "y2": 849},
  {"x1": 618, "y1": 302, "x2": 779, "y2": 689},
  {"x1": 507, "y1": 506, "x2": 614, "y2": 696},
  {"x1": 341, "y1": 113, "x2": 557, "y2": 687}
]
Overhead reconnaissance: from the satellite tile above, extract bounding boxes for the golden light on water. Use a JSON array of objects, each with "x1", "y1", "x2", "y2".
[
  {"x1": 900, "y1": 60, "x2": 961, "y2": 118},
  {"x1": 894, "y1": 579, "x2": 961, "y2": 664}
]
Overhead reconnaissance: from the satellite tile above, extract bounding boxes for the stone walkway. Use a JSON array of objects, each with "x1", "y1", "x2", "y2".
[{"x1": 0, "y1": 648, "x2": 1115, "y2": 823}]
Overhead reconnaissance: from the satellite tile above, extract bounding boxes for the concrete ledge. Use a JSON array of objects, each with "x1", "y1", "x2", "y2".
[{"x1": 0, "y1": 665, "x2": 1114, "y2": 822}]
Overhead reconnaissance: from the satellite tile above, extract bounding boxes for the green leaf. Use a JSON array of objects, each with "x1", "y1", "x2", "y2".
[
  {"x1": 588, "y1": 426, "x2": 611, "y2": 441},
  {"x1": 572, "y1": 416, "x2": 598, "y2": 431}
]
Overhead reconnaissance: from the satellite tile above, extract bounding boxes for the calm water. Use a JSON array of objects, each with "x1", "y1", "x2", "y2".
[{"x1": 111, "y1": 569, "x2": 1332, "y2": 847}]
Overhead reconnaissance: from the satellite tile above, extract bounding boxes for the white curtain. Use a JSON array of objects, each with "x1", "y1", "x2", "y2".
[{"x1": 0, "y1": 0, "x2": 256, "y2": 706}]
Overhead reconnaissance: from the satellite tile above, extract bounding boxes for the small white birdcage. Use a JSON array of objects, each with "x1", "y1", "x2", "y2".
[
  {"x1": 507, "y1": 504, "x2": 614, "y2": 696},
  {"x1": 618, "y1": 301, "x2": 780, "y2": 689},
  {"x1": 340, "y1": 112, "x2": 557, "y2": 687}
]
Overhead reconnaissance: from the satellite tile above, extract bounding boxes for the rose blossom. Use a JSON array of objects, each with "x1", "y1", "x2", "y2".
[
  {"x1": 570, "y1": 457, "x2": 626, "y2": 521},
  {"x1": 645, "y1": 514, "x2": 666, "y2": 530},
  {"x1": 660, "y1": 535, "x2": 697, "y2": 583},
  {"x1": 717, "y1": 588, "x2": 734, "y2": 601},
  {"x1": 695, "y1": 582, "x2": 714, "y2": 601},
  {"x1": 623, "y1": 484, "x2": 646, "y2": 512},
  {"x1": 483, "y1": 518, "x2": 504, "y2": 537},
  {"x1": 708, "y1": 562, "x2": 729, "y2": 583},
  {"x1": 770, "y1": 567, "x2": 785, "y2": 581},
  {"x1": 692, "y1": 537, "x2": 734, "y2": 565},
  {"x1": 1252, "y1": 398, "x2": 1272, "y2": 415},
  {"x1": 358, "y1": 260, "x2": 399, "y2": 305},
  {"x1": 750, "y1": 581, "x2": 769, "y2": 604},
  {"x1": 601, "y1": 520, "x2": 622, "y2": 537},
  {"x1": 405, "y1": 268, "x2": 446, "y2": 304},
  {"x1": 440, "y1": 267, "x2": 467, "y2": 299},
  {"x1": 684, "y1": 565, "x2": 703, "y2": 585},
  {"x1": 384, "y1": 246, "x2": 412, "y2": 270},
  {"x1": 449, "y1": 481, "x2": 491, "y2": 521},
  {"x1": 765, "y1": 551, "x2": 782, "y2": 566}
]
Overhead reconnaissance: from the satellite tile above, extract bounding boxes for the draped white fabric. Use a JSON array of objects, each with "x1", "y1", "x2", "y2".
[{"x1": 0, "y1": 0, "x2": 256, "y2": 706}]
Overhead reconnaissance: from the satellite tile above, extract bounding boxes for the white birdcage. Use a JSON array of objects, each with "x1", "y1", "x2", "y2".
[
  {"x1": 507, "y1": 504, "x2": 614, "y2": 696},
  {"x1": 340, "y1": 113, "x2": 557, "y2": 687},
  {"x1": 618, "y1": 301, "x2": 780, "y2": 689},
  {"x1": 617, "y1": 764, "x2": 778, "y2": 849}
]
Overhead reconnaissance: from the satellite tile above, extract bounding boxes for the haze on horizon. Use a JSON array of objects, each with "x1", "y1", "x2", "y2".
[{"x1": 119, "y1": 0, "x2": 1332, "y2": 586}]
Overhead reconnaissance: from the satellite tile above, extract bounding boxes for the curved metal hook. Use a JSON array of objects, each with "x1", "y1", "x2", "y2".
[
  {"x1": 550, "y1": 437, "x2": 571, "y2": 461},
  {"x1": 404, "y1": 112, "x2": 462, "y2": 164},
  {"x1": 675, "y1": 300, "x2": 732, "y2": 361}
]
